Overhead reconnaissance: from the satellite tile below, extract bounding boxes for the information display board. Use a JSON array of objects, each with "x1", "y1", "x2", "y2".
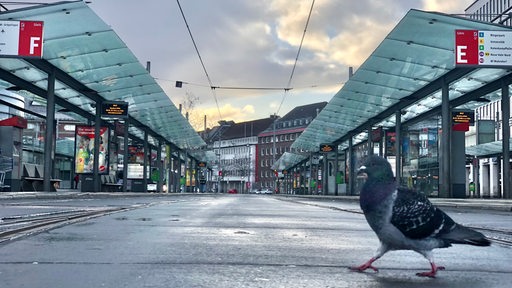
[
  {"x1": 455, "y1": 29, "x2": 512, "y2": 66},
  {"x1": 101, "y1": 101, "x2": 128, "y2": 119}
]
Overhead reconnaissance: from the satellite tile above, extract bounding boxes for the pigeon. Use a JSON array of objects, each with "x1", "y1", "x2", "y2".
[{"x1": 350, "y1": 155, "x2": 490, "y2": 278}]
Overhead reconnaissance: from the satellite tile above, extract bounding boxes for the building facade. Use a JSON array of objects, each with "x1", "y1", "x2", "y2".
[
  {"x1": 466, "y1": 0, "x2": 512, "y2": 25},
  {"x1": 256, "y1": 102, "x2": 327, "y2": 192},
  {"x1": 209, "y1": 117, "x2": 275, "y2": 193}
]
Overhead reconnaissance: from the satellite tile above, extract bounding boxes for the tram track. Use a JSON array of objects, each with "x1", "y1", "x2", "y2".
[
  {"x1": 278, "y1": 197, "x2": 512, "y2": 248},
  {"x1": 0, "y1": 206, "x2": 133, "y2": 244}
]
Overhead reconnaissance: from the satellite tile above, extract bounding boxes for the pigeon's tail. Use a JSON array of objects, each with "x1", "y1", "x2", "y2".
[{"x1": 442, "y1": 224, "x2": 491, "y2": 246}]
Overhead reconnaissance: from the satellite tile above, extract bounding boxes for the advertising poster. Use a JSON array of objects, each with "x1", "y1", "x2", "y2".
[
  {"x1": 75, "y1": 126, "x2": 109, "y2": 174},
  {"x1": 127, "y1": 145, "x2": 144, "y2": 179}
]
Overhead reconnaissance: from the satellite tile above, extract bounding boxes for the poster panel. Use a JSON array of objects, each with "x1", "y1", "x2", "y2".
[
  {"x1": 74, "y1": 126, "x2": 109, "y2": 174},
  {"x1": 127, "y1": 145, "x2": 144, "y2": 179}
]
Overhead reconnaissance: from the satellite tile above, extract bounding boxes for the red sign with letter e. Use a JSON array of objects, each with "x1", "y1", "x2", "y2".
[{"x1": 455, "y1": 30, "x2": 479, "y2": 65}]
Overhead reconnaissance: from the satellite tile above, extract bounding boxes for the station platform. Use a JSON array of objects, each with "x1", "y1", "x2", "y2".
[{"x1": 1, "y1": 190, "x2": 512, "y2": 212}]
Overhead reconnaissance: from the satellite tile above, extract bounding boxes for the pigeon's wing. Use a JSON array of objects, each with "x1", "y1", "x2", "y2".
[{"x1": 391, "y1": 187, "x2": 454, "y2": 240}]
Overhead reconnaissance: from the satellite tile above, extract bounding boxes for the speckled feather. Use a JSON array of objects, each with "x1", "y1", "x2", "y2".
[
  {"x1": 358, "y1": 155, "x2": 490, "y2": 248},
  {"x1": 392, "y1": 187, "x2": 455, "y2": 244},
  {"x1": 352, "y1": 155, "x2": 490, "y2": 277}
]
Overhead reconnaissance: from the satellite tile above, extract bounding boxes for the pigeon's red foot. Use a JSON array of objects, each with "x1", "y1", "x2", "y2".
[
  {"x1": 416, "y1": 263, "x2": 445, "y2": 278},
  {"x1": 350, "y1": 258, "x2": 379, "y2": 273}
]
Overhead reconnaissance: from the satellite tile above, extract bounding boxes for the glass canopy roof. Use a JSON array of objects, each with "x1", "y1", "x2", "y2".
[
  {"x1": 0, "y1": 1, "x2": 205, "y2": 151},
  {"x1": 283, "y1": 9, "x2": 512, "y2": 170},
  {"x1": 271, "y1": 152, "x2": 307, "y2": 171},
  {"x1": 466, "y1": 140, "x2": 512, "y2": 157}
]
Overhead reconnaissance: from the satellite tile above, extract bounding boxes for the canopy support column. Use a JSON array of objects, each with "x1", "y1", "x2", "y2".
[
  {"x1": 93, "y1": 99, "x2": 102, "y2": 192},
  {"x1": 502, "y1": 80, "x2": 510, "y2": 199},
  {"x1": 157, "y1": 141, "x2": 163, "y2": 192},
  {"x1": 440, "y1": 77, "x2": 451, "y2": 198},
  {"x1": 334, "y1": 146, "x2": 339, "y2": 196},
  {"x1": 143, "y1": 130, "x2": 148, "y2": 192},
  {"x1": 348, "y1": 135, "x2": 355, "y2": 196},
  {"x1": 122, "y1": 119, "x2": 129, "y2": 192},
  {"x1": 395, "y1": 110, "x2": 402, "y2": 182},
  {"x1": 177, "y1": 150, "x2": 182, "y2": 192},
  {"x1": 367, "y1": 124, "x2": 373, "y2": 155},
  {"x1": 43, "y1": 67, "x2": 56, "y2": 192}
]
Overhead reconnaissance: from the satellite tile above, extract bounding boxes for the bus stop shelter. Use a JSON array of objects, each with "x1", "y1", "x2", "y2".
[
  {"x1": 0, "y1": 1, "x2": 208, "y2": 192},
  {"x1": 276, "y1": 9, "x2": 512, "y2": 199}
]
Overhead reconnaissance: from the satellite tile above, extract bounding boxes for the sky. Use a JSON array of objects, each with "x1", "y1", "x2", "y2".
[{"x1": 8, "y1": 0, "x2": 475, "y2": 130}]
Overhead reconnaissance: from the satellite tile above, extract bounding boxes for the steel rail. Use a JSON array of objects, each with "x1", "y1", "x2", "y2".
[{"x1": 0, "y1": 207, "x2": 129, "y2": 244}]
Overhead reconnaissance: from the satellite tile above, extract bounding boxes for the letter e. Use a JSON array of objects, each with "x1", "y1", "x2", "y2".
[{"x1": 456, "y1": 45, "x2": 468, "y2": 63}]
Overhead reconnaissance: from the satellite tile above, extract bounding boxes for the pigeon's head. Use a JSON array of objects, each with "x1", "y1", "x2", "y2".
[{"x1": 358, "y1": 155, "x2": 394, "y2": 183}]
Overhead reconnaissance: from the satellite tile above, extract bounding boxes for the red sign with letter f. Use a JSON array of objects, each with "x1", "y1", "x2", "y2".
[{"x1": 18, "y1": 21, "x2": 44, "y2": 57}]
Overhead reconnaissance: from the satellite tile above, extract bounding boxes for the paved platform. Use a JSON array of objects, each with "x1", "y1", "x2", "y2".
[
  {"x1": 279, "y1": 194, "x2": 512, "y2": 212},
  {"x1": 1, "y1": 190, "x2": 512, "y2": 212}
]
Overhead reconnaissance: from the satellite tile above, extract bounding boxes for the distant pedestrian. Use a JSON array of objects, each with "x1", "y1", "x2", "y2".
[{"x1": 74, "y1": 174, "x2": 79, "y2": 189}]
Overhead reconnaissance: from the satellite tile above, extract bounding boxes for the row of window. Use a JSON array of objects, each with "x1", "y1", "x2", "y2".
[
  {"x1": 275, "y1": 118, "x2": 310, "y2": 129},
  {"x1": 220, "y1": 158, "x2": 249, "y2": 167},
  {"x1": 260, "y1": 146, "x2": 291, "y2": 156},
  {"x1": 260, "y1": 170, "x2": 275, "y2": 179},
  {"x1": 215, "y1": 146, "x2": 250, "y2": 155},
  {"x1": 259, "y1": 133, "x2": 300, "y2": 144}
]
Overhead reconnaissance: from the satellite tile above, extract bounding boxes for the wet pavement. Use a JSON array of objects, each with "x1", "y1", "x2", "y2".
[{"x1": 0, "y1": 194, "x2": 511, "y2": 287}]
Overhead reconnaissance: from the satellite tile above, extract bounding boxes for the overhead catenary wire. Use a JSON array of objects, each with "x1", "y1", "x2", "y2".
[
  {"x1": 176, "y1": 0, "x2": 222, "y2": 120},
  {"x1": 175, "y1": 0, "x2": 316, "y2": 119},
  {"x1": 156, "y1": 78, "x2": 344, "y2": 92},
  {"x1": 275, "y1": 0, "x2": 315, "y2": 116}
]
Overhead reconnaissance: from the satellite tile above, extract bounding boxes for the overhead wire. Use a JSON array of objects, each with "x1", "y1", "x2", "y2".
[
  {"x1": 156, "y1": 78, "x2": 344, "y2": 91},
  {"x1": 176, "y1": 0, "x2": 316, "y2": 120},
  {"x1": 276, "y1": 0, "x2": 315, "y2": 116},
  {"x1": 176, "y1": 0, "x2": 222, "y2": 120}
]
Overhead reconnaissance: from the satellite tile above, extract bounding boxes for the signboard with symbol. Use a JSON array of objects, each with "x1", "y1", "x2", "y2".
[
  {"x1": 319, "y1": 144, "x2": 335, "y2": 153},
  {"x1": 101, "y1": 101, "x2": 128, "y2": 119},
  {"x1": 0, "y1": 20, "x2": 44, "y2": 58},
  {"x1": 455, "y1": 29, "x2": 512, "y2": 66}
]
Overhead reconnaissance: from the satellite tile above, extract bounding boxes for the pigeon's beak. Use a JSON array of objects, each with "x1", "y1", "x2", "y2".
[{"x1": 357, "y1": 165, "x2": 368, "y2": 179}]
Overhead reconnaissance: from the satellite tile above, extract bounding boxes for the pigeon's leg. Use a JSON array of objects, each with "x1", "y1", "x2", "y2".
[
  {"x1": 416, "y1": 262, "x2": 445, "y2": 278},
  {"x1": 416, "y1": 251, "x2": 445, "y2": 278},
  {"x1": 350, "y1": 257, "x2": 380, "y2": 272},
  {"x1": 350, "y1": 244, "x2": 387, "y2": 273}
]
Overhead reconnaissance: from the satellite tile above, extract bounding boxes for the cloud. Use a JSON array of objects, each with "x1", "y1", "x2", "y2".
[
  {"x1": 193, "y1": 103, "x2": 257, "y2": 125},
  {"x1": 83, "y1": 0, "x2": 477, "y2": 128}
]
